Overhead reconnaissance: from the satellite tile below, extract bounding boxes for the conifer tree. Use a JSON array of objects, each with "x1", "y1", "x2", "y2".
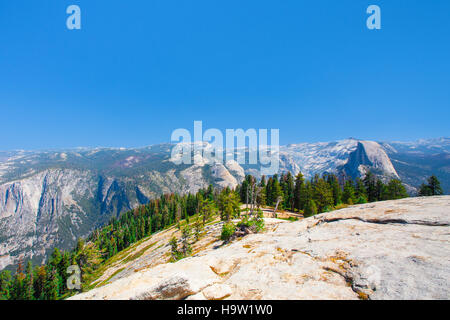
[
  {"x1": 270, "y1": 175, "x2": 283, "y2": 209},
  {"x1": 10, "y1": 260, "x2": 26, "y2": 300},
  {"x1": 180, "y1": 225, "x2": 192, "y2": 257},
  {"x1": 342, "y1": 180, "x2": 356, "y2": 204},
  {"x1": 33, "y1": 266, "x2": 47, "y2": 300},
  {"x1": 0, "y1": 270, "x2": 12, "y2": 300},
  {"x1": 24, "y1": 261, "x2": 34, "y2": 300},
  {"x1": 355, "y1": 178, "x2": 368, "y2": 203},
  {"x1": 375, "y1": 179, "x2": 386, "y2": 201},
  {"x1": 304, "y1": 199, "x2": 317, "y2": 217},
  {"x1": 313, "y1": 178, "x2": 334, "y2": 212},
  {"x1": 282, "y1": 172, "x2": 295, "y2": 210},
  {"x1": 265, "y1": 177, "x2": 273, "y2": 206},
  {"x1": 326, "y1": 174, "x2": 342, "y2": 206},
  {"x1": 218, "y1": 191, "x2": 240, "y2": 222},
  {"x1": 44, "y1": 268, "x2": 59, "y2": 300},
  {"x1": 363, "y1": 171, "x2": 378, "y2": 202},
  {"x1": 383, "y1": 179, "x2": 409, "y2": 200},
  {"x1": 293, "y1": 172, "x2": 305, "y2": 211},
  {"x1": 240, "y1": 177, "x2": 250, "y2": 204},
  {"x1": 419, "y1": 175, "x2": 443, "y2": 196}
]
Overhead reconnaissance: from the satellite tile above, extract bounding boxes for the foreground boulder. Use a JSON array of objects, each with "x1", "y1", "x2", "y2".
[{"x1": 70, "y1": 196, "x2": 450, "y2": 300}]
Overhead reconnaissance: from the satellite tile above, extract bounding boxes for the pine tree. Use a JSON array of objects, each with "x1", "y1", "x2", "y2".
[
  {"x1": 199, "y1": 199, "x2": 217, "y2": 225},
  {"x1": 58, "y1": 251, "x2": 71, "y2": 295},
  {"x1": 271, "y1": 175, "x2": 283, "y2": 209},
  {"x1": 428, "y1": 175, "x2": 443, "y2": 195},
  {"x1": 375, "y1": 179, "x2": 386, "y2": 201},
  {"x1": 383, "y1": 179, "x2": 409, "y2": 200},
  {"x1": 218, "y1": 191, "x2": 240, "y2": 222},
  {"x1": 257, "y1": 179, "x2": 267, "y2": 207},
  {"x1": 10, "y1": 260, "x2": 26, "y2": 300},
  {"x1": 240, "y1": 177, "x2": 250, "y2": 204},
  {"x1": 327, "y1": 174, "x2": 342, "y2": 206},
  {"x1": 283, "y1": 172, "x2": 295, "y2": 210},
  {"x1": 161, "y1": 205, "x2": 169, "y2": 229},
  {"x1": 313, "y1": 178, "x2": 334, "y2": 212},
  {"x1": 169, "y1": 236, "x2": 181, "y2": 261},
  {"x1": 24, "y1": 261, "x2": 35, "y2": 300},
  {"x1": 363, "y1": 171, "x2": 378, "y2": 202},
  {"x1": 293, "y1": 172, "x2": 305, "y2": 211},
  {"x1": 355, "y1": 178, "x2": 368, "y2": 203},
  {"x1": 342, "y1": 180, "x2": 356, "y2": 204},
  {"x1": 304, "y1": 199, "x2": 317, "y2": 217},
  {"x1": 0, "y1": 270, "x2": 12, "y2": 300},
  {"x1": 180, "y1": 225, "x2": 192, "y2": 257},
  {"x1": 260, "y1": 175, "x2": 266, "y2": 188},
  {"x1": 418, "y1": 183, "x2": 431, "y2": 196},
  {"x1": 265, "y1": 177, "x2": 273, "y2": 206},
  {"x1": 33, "y1": 265, "x2": 47, "y2": 300},
  {"x1": 44, "y1": 268, "x2": 59, "y2": 300},
  {"x1": 74, "y1": 240, "x2": 103, "y2": 286},
  {"x1": 193, "y1": 215, "x2": 204, "y2": 242}
]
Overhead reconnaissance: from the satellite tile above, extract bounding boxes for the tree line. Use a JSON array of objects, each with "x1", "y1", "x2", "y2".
[{"x1": 238, "y1": 171, "x2": 415, "y2": 217}]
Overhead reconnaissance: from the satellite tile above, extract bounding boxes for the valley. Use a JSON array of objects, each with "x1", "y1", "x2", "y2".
[{"x1": 0, "y1": 137, "x2": 448, "y2": 271}]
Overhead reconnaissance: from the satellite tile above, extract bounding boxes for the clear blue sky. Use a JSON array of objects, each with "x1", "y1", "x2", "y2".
[{"x1": 0, "y1": 0, "x2": 449, "y2": 150}]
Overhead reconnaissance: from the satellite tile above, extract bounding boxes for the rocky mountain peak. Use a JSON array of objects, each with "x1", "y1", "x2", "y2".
[{"x1": 339, "y1": 140, "x2": 399, "y2": 180}]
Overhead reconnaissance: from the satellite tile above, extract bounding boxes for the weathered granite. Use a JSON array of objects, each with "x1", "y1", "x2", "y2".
[{"x1": 70, "y1": 196, "x2": 450, "y2": 300}]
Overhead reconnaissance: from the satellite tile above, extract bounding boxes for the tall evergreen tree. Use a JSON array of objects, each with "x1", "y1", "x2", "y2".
[
  {"x1": 342, "y1": 180, "x2": 356, "y2": 204},
  {"x1": 270, "y1": 175, "x2": 283, "y2": 209},
  {"x1": 383, "y1": 179, "x2": 409, "y2": 200},
  {"x1": 0, "y1": 270, "x2": 12, "y2": 300},
  {"x1": 44, "y1": 268, "x2": 59, "y2": 300},
  {"x1": 419, "y1": 175, "x2": 443, "y2": 196},
  {"x1": 355, "y1": 178, "x2": 368, "y2": 203},
  {"x1": 293, "y1": 172, "x2": 305, "y2": 211},
  {"x1": 24, "y1": 261, "x2": 34, "y2": 300},
  {"x1": 375, "y1": 179, "x2": 386, "y2": 201},
  {"x1": 304, "y1": 199, "x2": 317, "y2": 217},
  {"x1": 282, "y1": 172, "x2": 295, "y2": 210},
  {"x1": 10, "y1": 260, "x2": 26, "y2": 300},
  {"x1": 265, "y1": 177, "x2": 273, "y2": 206},
  {"x1": 363, "y1": 171, "x2": 378, "y2": 202},
  {"x1": 33, "y1": 266, "x2": 47, "y2": 300},
  {"x1": 313, "y1": 178, "x2": 334, "y2": 212},
  {"x1": 326, "y1": 174, "x2": 342, "y2": 206}
]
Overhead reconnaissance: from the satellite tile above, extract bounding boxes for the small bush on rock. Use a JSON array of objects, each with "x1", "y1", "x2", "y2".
[{"x1": 221, "y1": 223, "x2": 236, "y2": 242}]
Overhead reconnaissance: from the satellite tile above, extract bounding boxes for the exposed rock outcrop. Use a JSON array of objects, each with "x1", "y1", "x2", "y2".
[
  {"x1": 339, "y1": 141, "x2": 399, "y2": 181},
  {"x1": 70, "y1": 196, "x2": 450, "y2": 300}
]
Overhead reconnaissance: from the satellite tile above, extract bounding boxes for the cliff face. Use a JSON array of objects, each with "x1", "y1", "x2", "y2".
[
  {"x1": 70, "y1": 196, "x2": 450, "y2": 300},
  {"x1": 0, "y1": 169, "x2": 95, "y2": 269},
  {"x1": 339, "y1": 141, "x2": 399, "y2": 181},
  {"x1": 0, "y1": 162, "x2": 244, "y2": 270},
  {"x1": 277, "y1": 139, "x2": 399, "y2": 181}
]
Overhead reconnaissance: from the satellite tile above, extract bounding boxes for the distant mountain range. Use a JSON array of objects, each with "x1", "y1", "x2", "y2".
[{"x1": 0, "y1": 137, "x2": 448, "y2": 271}]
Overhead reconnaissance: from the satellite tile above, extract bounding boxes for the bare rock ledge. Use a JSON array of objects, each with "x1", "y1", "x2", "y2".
[{"x1": 69, "y1": 196, "x2": 450, "y2": 300}]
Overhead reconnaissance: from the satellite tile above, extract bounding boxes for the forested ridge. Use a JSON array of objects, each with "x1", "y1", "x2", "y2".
[{"x1": 0, "y1": 171, "x2": 443, "y2": 300}]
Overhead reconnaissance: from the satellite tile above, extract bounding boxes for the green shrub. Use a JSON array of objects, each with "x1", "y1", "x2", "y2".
[
  {"x1": 304, "y1": 199, "x2": 317, "y2": 217},
  {"x1": 356, "y1": 195, "x2": 368, "y2": 204},
  {"x1": 237, "y1": 214, "x2": 265, "y2": 233},
  {"x1": 221, "y1": 223, "x2": 236, "y2": 242},
  {"x1": 169, "y1": 236, "x2": 183, "y2": 262}
]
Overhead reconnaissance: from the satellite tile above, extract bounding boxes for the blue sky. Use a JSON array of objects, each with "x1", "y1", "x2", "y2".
[{"x1": 0, "y1": 0, "x2": 449, "y2": 150}]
